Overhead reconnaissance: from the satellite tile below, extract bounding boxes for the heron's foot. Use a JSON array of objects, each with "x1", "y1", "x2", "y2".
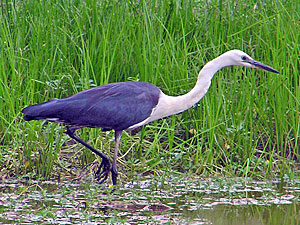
[{"x1": 95, "y1": 157, "x2": 111, "y2": 184}]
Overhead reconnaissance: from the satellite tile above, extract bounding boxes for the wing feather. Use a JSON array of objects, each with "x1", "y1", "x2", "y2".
[{"x1": 22, "y1": 81, "x2": 161, "y2": 131}]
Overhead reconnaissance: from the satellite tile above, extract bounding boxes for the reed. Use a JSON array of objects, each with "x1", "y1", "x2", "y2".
[{"x1": 0, "y1": 0, "x2": 298, "y2": 181}]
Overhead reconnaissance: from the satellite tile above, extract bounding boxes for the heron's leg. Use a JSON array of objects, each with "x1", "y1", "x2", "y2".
[
  {"x1": 65, "y1": 126, "x2": 111, "y2": 184},
  {"x1": 111, "y1": 130, "x2": 122, "y2": 185}
]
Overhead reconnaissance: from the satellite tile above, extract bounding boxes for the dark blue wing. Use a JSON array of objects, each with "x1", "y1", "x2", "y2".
[{"x1": 22, "y1": 81, "x2": 161, "y2": 131}]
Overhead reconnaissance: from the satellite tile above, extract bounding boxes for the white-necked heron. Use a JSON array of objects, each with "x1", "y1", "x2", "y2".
[{"x1": 22, "y1": 50, "x2": 279, "y2": 185}]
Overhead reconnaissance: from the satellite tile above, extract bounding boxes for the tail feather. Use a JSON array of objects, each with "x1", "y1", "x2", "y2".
[{"x1": 22, "y1": 99, "x2": 61, "y2": 121}]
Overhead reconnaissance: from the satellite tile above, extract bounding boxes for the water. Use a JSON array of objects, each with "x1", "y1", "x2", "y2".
[{"x1": 0, "y1": 177, "x2": 299, "y2": 224}]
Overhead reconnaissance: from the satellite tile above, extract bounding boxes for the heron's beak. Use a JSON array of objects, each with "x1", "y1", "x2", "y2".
[{"x1": 249, "y1": 60, "x2": 279, "y2": 74}]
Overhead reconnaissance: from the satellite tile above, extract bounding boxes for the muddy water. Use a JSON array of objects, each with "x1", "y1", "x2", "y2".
[{"x1": 0, "y1": 177, "x2": 299, "y2": 224}]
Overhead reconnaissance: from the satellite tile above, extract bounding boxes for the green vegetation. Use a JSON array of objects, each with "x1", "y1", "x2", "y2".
[{"x1": 0, "y1": 0, "x2": 299, "y2": 182}]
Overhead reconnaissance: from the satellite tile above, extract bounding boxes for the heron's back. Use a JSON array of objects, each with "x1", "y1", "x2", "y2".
[{"x1": 22, "y1": 81, "x2": 161, "y2": 130}]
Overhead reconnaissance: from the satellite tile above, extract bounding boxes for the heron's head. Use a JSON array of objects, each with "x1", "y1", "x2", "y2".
[{"x1": 226, "y1": 50, "x2": 279, "y2": 74}]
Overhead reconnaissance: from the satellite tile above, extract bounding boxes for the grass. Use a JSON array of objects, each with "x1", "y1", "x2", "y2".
[{"x1": 0, "y1": 0, "x2": 299, "y2": 182}]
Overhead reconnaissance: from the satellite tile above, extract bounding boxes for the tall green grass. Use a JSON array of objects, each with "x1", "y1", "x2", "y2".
[{"x1": 0, "y1": 0, "x2": 299, "y2": 181}]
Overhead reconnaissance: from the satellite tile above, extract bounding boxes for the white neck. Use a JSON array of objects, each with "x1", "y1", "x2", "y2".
[
  {"x1": 173, "y1": 53, "x2": 232, "y2": 108},
  {"x1": 146, "y1": 53, "x2": 233, "y2": 123},
  {"x1": 128, "y1": 52, "x2": 235, "y2": 129}
]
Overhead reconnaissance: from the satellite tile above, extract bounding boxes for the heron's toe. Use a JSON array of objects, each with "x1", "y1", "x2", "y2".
[{"x1": 95, "y1": 158, "x2": 111, "y2": 184}]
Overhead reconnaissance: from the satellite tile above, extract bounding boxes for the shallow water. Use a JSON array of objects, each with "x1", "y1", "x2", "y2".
[{"x1": 0, "y1": 177, "x2": 299, "y2": 224}]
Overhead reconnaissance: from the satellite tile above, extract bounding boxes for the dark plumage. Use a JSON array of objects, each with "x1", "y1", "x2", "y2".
[{"x1": 22, "y1": 81, "x2": 161, "y2": 131}]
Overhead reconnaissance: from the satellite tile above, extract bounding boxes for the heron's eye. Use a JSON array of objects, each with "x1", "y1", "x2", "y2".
[{"x1": 241, "y1": 56, "x2": 247, "y2": 61}]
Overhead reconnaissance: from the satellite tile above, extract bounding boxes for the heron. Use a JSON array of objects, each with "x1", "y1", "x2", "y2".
[{"x1": 22, "y1": 50, "x2": 279, "y2": 185}]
